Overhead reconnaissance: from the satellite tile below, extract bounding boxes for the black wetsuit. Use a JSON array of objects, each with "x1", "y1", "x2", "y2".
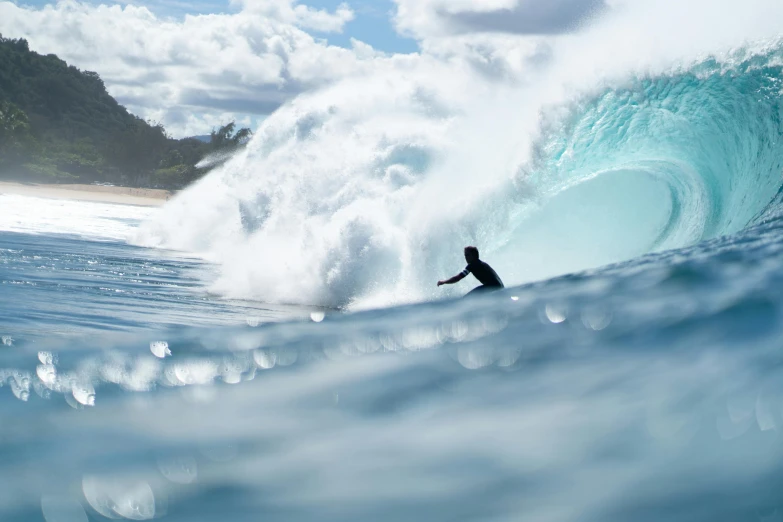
[{"x1": 462, "y1": 260, "x2": 504, "y2": 295}]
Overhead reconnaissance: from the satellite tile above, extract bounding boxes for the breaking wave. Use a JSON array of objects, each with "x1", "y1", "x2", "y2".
[{"x1": 135, "y1": 4, "x2": 783, "y2": 309}]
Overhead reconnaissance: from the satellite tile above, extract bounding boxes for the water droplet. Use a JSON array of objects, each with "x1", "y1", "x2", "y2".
[
  {"x1": 33, "y1": 381, "x2": 51, "y2": 400},
  {"x1": 82, "y1": 476, "x2": 156, "y2": 520},
  {"x1": 149, "y1": 341, "x2": 171, "y2": 359},
  {"x1": 253, "y1": 350, "x2": 277, "y2": 370},
  {"x1": 173, "y1": 361, "x2": 217, "y2": 385},
  {"x1": 158, "y1": 456, "x2": 198, "y2": 485},
  {"x1": 246, "y1": 317, "x2": 260, "y2": 327},
  {"x1": 65, "y1": 393, "x2": 83, "y2": 410},
  {"x1": 276, "y1": 349, "x2": 298, "y2": 367},
  {"x1": 456, "y1": 346, "x2": 494, "y2": 370},
  {"x1": 10, "y1": 374, "x2": 30, "y2": 401},
  {"x1": 545, "y1": 304, "x2": 568, "y2": 324},
  {"x1": 38, "y1": 351, "x2": 56, "y2": 364},
  {"x1": 72, "y1": 382, "x2": 96, "y2": 406},
  {"x1": 41, "y1": 495, "x2": 88, "y2": 522},
  {"x1": 581, "y1": 307, "x2": 613, "y2": 331},
  {"x1": 37, "y1": 365, "x2": 57, "y2": 386}
]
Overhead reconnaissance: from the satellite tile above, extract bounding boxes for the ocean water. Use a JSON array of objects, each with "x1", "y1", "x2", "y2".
[
  {"x1": 0, "y1": 195, "x2": 323, "y2": 346},
  {"x1": 5, "y1": 2, "x2": 783, "y2": 520},
  {"x1": 7, "y1": 192, "x2": 783, "y2": 522}
]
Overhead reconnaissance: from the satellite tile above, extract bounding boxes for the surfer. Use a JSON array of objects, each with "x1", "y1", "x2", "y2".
[{"x1": 437, "y1": 246, "x2": 504, "y2": 296}]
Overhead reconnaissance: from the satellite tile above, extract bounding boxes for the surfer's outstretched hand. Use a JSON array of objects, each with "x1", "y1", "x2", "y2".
[{"x1": 437, "y1": 280, "x2": 445, "y2": 287}]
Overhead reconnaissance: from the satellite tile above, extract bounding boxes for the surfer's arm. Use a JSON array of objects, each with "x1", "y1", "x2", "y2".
[{"x1": 437, "y1": 271, "x2": 467, "y2": 286}]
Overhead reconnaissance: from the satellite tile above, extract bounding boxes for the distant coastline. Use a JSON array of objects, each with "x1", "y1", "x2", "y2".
[
  {"x1": 0, "y1": 35, "x2": 251, "y2": 191},
  {"x1": 0, "y1": 180, "x2": 171, "y2": 207}
]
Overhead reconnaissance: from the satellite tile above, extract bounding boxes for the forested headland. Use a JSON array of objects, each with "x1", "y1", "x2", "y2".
[{"x1": 0, "y1": 35, "x2": 251, "y2": 189}]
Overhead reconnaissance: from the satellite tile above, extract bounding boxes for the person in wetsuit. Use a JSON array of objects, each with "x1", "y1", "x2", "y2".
[{"x1": 437, "y1": 246, "x2": 504, "y2": 296}]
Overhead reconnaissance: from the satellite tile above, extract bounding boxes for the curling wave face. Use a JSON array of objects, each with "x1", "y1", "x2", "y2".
[
  {"x1": 504, "y1": 50, "x2": 783, "y2": 280},
  {"x1": 136, "y1": 39, "x2": 783, "y2": 309}
]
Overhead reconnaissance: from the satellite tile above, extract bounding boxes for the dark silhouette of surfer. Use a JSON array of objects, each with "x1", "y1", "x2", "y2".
[{"x1": 437, "y1": 246, "x2": 504, "y2": 296}]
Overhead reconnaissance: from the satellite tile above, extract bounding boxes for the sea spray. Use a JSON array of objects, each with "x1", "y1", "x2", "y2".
[{"x1": 135, "y1": 0, "x2": 783, "y2": 309}]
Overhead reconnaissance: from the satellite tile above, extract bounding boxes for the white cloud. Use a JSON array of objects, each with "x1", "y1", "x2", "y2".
[
  {"x1": 393, "y1": 0, "x2": 607, "y2": 40},
  {"x1": 231, "y1": 0, "x2": 355, "y2": 33},
  {"x1": 0, "y1": 0, "x2": 620, "y2": 138},
  {"x1": 0, "y1": 0, "x2": 368, "y2": 136}
]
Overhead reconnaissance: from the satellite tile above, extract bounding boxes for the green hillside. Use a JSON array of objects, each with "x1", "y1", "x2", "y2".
[{"x1": 0, "y1": 35, "x2": 250, "y2": 189}]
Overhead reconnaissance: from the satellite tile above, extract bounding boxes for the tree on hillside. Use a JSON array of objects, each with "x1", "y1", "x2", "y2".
[
  {"x1": 105, "y1": 119, "x2": 168, "y2": 176},
  {"x1": 209, "y1": 121, "x2": 253, "y2": 150},
  {"x1": 0, "y1": 35, "x2": 261, "y2": 189},
  {"x1": 0, "y1": 100, "x2": 37, "y2": 173},
  {"x1": 0, "y1": 100, "x2": 29, "y2": 136}
]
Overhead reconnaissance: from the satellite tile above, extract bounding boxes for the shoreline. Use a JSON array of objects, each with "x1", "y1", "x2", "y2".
[{"x1": 0, "y1": 181, "x2": 173, "y2": 207}]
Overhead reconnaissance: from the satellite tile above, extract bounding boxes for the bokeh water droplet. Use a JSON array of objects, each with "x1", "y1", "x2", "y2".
[
  {"x1": 253, "y1": 349, "x2": 277, "y2": 370},
  {"x1": 40, "y1": 495, "x2": 88, "y2": 522},
  {"x1": 158, "y1": 456, "x2": 198, "y2": 484},
  {"x1": 149, "y1": 341, "x2": 171, "y2": 359},
  {"x1": 72, "y1": 382, "x2": 96, "y2": 406}
]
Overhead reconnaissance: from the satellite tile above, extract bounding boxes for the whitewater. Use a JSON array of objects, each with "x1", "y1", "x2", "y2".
[
  {"x1": 136, "y1": 0, "x2": 783, "y2": 309},
  {"x1": 3, "y1": 0, "x2": 783, "y2": 521}
]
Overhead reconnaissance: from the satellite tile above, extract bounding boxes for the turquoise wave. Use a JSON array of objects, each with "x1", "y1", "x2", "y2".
[{"x1": 522, "y1": 47, "x2": 783, "y2": 249}]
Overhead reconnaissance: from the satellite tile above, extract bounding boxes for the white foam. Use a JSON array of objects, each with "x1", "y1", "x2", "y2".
[{"x1": 135, "y1": 0, "x2": 783, "y2": 309}]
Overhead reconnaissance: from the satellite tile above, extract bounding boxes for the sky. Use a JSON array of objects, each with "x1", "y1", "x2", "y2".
[
  {"x1": 0, "y1": 0, "x2": 608, "y2": 137},
  {"x1": 17, "y1": 0, "x2": 421, "y2": 54}
]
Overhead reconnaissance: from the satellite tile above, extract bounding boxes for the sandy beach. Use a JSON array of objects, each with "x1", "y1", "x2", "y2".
[{"x1": 0, "y1": 181, "x2": 173, "y2": 207}]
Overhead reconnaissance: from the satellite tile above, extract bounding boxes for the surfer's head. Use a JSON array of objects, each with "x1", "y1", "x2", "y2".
[{"x1": 464, "y1": 246, "x2": 479, "y2": 263}]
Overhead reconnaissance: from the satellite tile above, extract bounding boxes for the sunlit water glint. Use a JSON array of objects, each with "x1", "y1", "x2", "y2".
[{"x1": 0, "y1": 195, "x2": 325, "y2": 346}]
